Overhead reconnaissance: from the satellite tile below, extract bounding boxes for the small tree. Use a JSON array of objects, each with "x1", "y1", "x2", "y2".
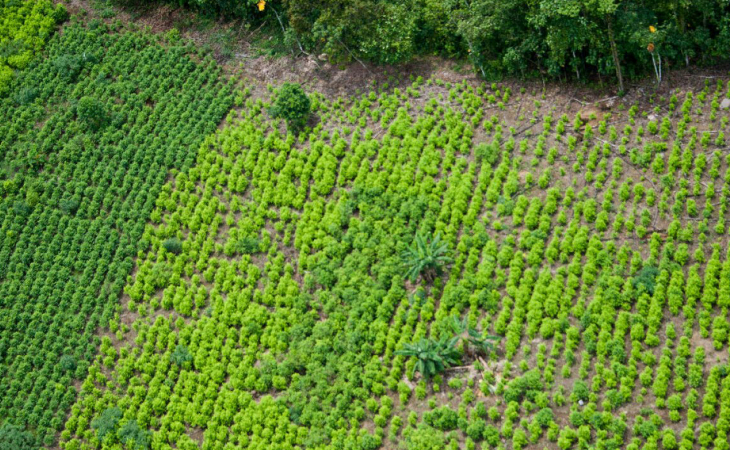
[
  {"x1": 269, "y1": 82, "x2": 311, "y2": 131},
  {"x1": 402, "y1": 232, "x2": 453, "y2": 282}
]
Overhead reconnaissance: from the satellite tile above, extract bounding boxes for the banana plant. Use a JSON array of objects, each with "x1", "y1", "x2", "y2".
[
  {"x1": 449, "y1": 316, "x2": 501, "y2": 358},
  {"x1": 402, "y1": 231, "x2": 453, "y2": 283},
  {"x1": 395, "y1": 337, "x2": 461, "y2": 378}
]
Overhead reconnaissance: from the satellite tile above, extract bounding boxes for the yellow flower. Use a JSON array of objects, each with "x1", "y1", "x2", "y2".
[
  {"x1": 257, "y1": 0, "x2": 266, "y2": 11},
  {"x1": 649, "y1": 25, "x2": 656, "y2": 33}
]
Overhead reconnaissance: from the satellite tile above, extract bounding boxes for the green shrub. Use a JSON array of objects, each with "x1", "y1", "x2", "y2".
[
  {"x1": 423, "y1": 406, "x2": 459, "y2": 431},
  {"x1": 162, "y1": 238, "x2": 183, "y2": 254},
  {"x1": 59, "y1": 355, "x2": 76, "y2": 372},
  {"x1": 76, "y1": 96, "x2": 107, "y2": 130},
  {"x1": 91, "y1": 407, "x2": 122, "y2": 441},
  {"x1": 504, "y1": 370, "x2": 543, "y2": 403},
  {"x1": 0, "y1": 423, "x2": 35, "y2": 450},
  {"x1": 170, "y1": 344, "x2": 192, "y2": 368},
  {"x1": 268, "y1": 83, "x2": 311, "y2": 131}
]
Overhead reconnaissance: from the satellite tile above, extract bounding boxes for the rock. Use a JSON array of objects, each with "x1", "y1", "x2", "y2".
[
  {"x1": 647, "y1": 114, "x2": 658, "y2": 122},
  {"x1": 578, "y1": 400, "x2": 584, "y2": 406},
  {"x1": 721, "y1": 98, "x2": 730, "y2": 110}
]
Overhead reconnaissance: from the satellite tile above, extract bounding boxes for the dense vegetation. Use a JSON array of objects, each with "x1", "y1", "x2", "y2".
[
  {"x1": 4, "y1": 2, "x2": 730, "y2": 450},
  {"x1": 143, "y1": 0, "x2": 730, "y2": 87},
  {"x1": 56, "y1": 69, "x2": 730, "y2": 450},
  {"x1": 0, "y1": 18, "x2": 232, "y2": 447},
  {"x1": 0, "y1": 0, "x2": 67, "y2": 95}
]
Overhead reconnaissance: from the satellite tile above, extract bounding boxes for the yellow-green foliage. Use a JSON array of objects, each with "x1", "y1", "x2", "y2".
[{"x1": 0, "y1": 0, "x2": 66, "y2": 93}]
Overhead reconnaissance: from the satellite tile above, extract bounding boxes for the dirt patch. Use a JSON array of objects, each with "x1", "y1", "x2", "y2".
[{"x1": 691, "y1": 329, "x2": 730, "y2": 365}]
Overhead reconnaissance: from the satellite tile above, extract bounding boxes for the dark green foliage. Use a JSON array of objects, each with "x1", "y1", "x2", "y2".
[
  {"x1": 53, "y1": 54, "x2": 86, "y2": 82},
  {"x1": 535, "y1": 408, "x2": 554, "y2": 428},
  {"x1": 59, "y1": 354, "x2": 76, "y2": 372},
  {"x1": 632, "y1": 265, "x2": 659, "y2": 295},
  {"x1": 59, "y1": 198, "x2": 79, "y2": 215},
  {"x1": 0, "y1": 423, "x2": 35, "y2": 450},
  {"x1": 13, "y1": 87, "x2": 37, "y2": 105},
  {"x1": 573, "y1": 380, "x2": 590, "y2": 401},
  {"x1": 167, "y1": 0, "x2": 730, "y2": 85},
  {"x1": 268, "y1": 82, "x2": 311, "y2": 131},
  {"x1": 395, "y1": 337, "x2": 461, "y2": 378},
  {"x1": 170, "y1": 344, "x2": 193, "y2": 368},
  {"x1": 424, "y1": 406, "x2": 459, "y2": 431},
  {"x1": 76, "y1": 96, "x2": 107, "y2": 130},
  {"x1": 118, "y1": 420, "x2": 151, "y2": 450},
  {"x1": 633, "y1": 415, "x2": 660, "y2": 439},
  {"x1": 466, "y1": 417, "x2": 487, "y2": 440},
  {"x1": 402, "y1": 231, "x2": 453, "y2": 282},
  {"x1": 91, "y1": 407, "x2": 122, "y2": 441},
  {"x1": 238, "y1": 236, "x2": 261, "y2": 254},
  {"x1": 162, "y1": 237, "x2": 183, "y2": 254},
  {"x1": 569, "y1": 411, "x2": 585, "y2": 427},
  {"x1": 503, "y1": 370, "x2": 544, "y2": 403},
  {"x1": 0, "y1": 22, "x2": 232, "y2": 446},
  {"x1": 359, "y1": 433, "x2": 381, "y2": 450}
]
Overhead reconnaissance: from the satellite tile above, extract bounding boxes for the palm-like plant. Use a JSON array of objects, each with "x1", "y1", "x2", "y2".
[
  {"x1": 395, "y1": 337, "x2": 461, "y2": 378},
  {"x1": 402, "y1": 232, "x2": 453, "y2": 283},
  {"x1": 449, "y1": 316, "x2": 501, "y2": 358}
]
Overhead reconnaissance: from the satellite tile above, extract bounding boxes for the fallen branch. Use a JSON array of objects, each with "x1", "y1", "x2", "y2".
[
  {"x1": 594, "y1": 96, "x2": 618, "y2": 104},
  {"x1": 445, "y1": 365, "x2": 474, "y2": 372}
]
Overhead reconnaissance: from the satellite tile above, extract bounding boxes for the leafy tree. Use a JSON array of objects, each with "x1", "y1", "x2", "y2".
[
  {"x1": 402, "y1": 232, "x2": 453, "y2": 282},
  {"x1": 284, "y1": 0, "x2": 419, "y2": 64},
  {"x1": 395, "y1": 337, "x2": 461, "y2": 378},
  {"x1": 269, "y1": 82, "x2": 311, "y2": 131}
]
